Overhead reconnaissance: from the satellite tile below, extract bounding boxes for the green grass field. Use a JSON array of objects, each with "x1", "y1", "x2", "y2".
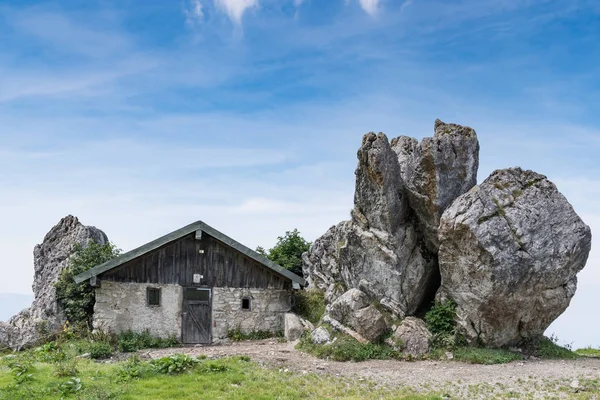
[{"x1": 0, "y1": 354, "x2": 440, "y2": 400}]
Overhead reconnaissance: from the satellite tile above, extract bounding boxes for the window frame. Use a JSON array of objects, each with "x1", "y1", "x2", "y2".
[
  {"x1": 241, "y1": 297, "x2": 251, "y2": 311},
  {"x1": 146, "y1": 287, "x2": 162, "y2": 307}
]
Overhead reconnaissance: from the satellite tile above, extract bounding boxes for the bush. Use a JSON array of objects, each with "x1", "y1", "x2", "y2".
[
  {"x1": 88, "y1": 341, "x2": 114, "y2": 360},
  {"x1": 6, "y1": 359, "x2": 35, "y2": 385},
  {"x1": 150, "y1": 354, "x2": 199, "y2": 374},
  {"x1": 297, "y1": 331, "x2": 400, "y2": 362},
  {"x1": 424, "y1": 300, "x2": 457, "y2": 337},
  {"x1": 117, "y1": 355, "x2": 143, "y2": 382},
  {"x1": 226, "y1": 328, "x2": 277, "y2": 342},
  {"x1": 35, "y1": 342, "x2": 66, "y2": 363},
  {"x1": 55, "y1": 242, "x2": 121, "y2": 329},
  {"x1": 117, "y1": 330, "x2": 179, "y2": 353},
  {"x1": 58, "y1": 377, "x2": 83, "y2": 395},
  {"x1": 292, "y1": 289, "x2": 325, "y2": 324}
]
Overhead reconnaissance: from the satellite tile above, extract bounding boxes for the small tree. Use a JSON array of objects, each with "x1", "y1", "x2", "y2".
[
  {"x1": 257, "y1": 229, "x2": 311, "y2": 276},
  {"x1": 55, "y1": 241, "x2": 121, "y2": 330}
]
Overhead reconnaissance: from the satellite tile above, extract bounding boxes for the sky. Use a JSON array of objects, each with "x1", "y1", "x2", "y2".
[{"x1": 0, "y1": 0, "x2": 598, "y2": 347}]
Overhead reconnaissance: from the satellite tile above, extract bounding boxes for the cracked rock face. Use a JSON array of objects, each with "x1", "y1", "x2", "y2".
[
  {"x1": 1, "y1": 215, "x2": 108, "y2": 350},
  {"x1": 303, "y1": 122, "x2": 479, "y2": 324},
  {"x1": 391, "y1": 119, "x2": 479, "y2": 252},
  {"x1": 438, "y1": 168, "x2": 592, "y2": 347}
]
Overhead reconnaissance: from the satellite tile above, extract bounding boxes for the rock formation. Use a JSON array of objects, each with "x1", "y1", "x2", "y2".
[
  {"x1": 303, "y1": 120, "x2": 479, "y2": 320},
  {"x1": 386, "y1": 317, "x2": 431, "y2": 356},
  {"x1": 303, "y1": 119, "x2": 591, "y2": 348},
  {"x1": 0, "y1": 216, "x2": 108, "y2": 350},
  {"x1": 437, "y1": 168, "x2": 591, "y2": 346}
]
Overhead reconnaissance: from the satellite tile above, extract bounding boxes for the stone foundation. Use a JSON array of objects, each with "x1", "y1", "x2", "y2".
[
  {"x1": 212, "y1": 287, "x2": 292, "y2": 341},
  {"x1": 93, "y1": 281, "x2": 182, "y2": 338},
  {"x1": 93, "y1": 281, "x2": 292, "y2": 343}
]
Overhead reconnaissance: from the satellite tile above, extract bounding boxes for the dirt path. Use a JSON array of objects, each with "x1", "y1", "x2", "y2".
[{"x1": 147, "y1": 340, "x2": 600, "y2": 399}]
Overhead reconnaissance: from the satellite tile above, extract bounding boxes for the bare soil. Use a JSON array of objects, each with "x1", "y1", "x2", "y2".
[{"x1": 146, "y1": 340, "x2": 600, "y2": 399}]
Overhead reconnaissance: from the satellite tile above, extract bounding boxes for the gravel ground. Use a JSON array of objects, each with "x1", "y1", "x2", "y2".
[{"x1": 146, "y1": 340, "x2": 600, "y2": 399}]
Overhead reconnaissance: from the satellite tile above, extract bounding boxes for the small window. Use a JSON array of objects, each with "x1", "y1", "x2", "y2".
[
  {"x1": 185, "y1": 288, "x2": 210, "y2": 302},
  {"x1": 147, "y1": 287, "x2": 161, "y2": 307},
  {"x1": 241, "y1": 297, "x2": 251, "y2": 311}
]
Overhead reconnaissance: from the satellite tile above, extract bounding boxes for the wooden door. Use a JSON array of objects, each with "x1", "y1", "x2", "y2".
[{"x1": 182, "y1": 288, "x2": 211, "y2": 344}]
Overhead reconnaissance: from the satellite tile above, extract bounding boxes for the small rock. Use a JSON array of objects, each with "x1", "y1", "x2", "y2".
[
  {"x1": 77, "y1": 353, "x2": 91, "y2": 359},
  {"x1": 445, "y1": 352, "x2": 454, "y2": 360},
  {"x1": 311, "y1": 327, "x2": 331, "y2": 345},
  {"x1": 570, "y1": 379, "x2": 580, "y2": 389}
]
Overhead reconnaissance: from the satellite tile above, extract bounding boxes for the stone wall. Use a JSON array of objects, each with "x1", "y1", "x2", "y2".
[
  {"x1": 212, "y1": 287, "x2": 292, "y2": 341},
  {"x1": 93, "y1": 281, "x2": 182, "y2": 338},
  {"x1": 93, "y1": 281, "x2": 292, "y2": 343}
]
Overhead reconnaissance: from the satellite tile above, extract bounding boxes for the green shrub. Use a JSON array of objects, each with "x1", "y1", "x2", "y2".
[
  {"x1": 6, "y1": 359, "x2": 35, "y2": 385},
  {"x1": 117, "y1": 330, "x2": 178, "y2": 353},
  {"x1": 297, "y1": 331, "x2": 400, "y2": 362},
  {"x1": 292, "y1": 289, "x2": 325, "y2": 324},
  {"x1": 54, "y1": 359, "x2": 79, "y2": 377},
  {"x1": 424, "y1": 300, "x2": 457, "y2": 337},
  {"x1": 88, "y1": 341, "x2": 114, "y2": 359},
  {"x1": 226, "y1": 328, "x2": 277, "y2": 341},
  {"x1": 55, "y1": 242, "x2": 121, "y2": 329},
  {"x1": 150, "y1": 354, "x2": 198, "y2": 374},
  {"x1": 256, "y1": 229, "x2": 311, "y2": 276},
  {"x1": 58, "y1": 377, "x2": 83, "y2": 395},
  {"x1": 35, "y1": 342, "x2": 66, "y2": 363},
  {"x1": 117, "y1": 355, "x2": 143, "y2": 382},
  {"x1": 576, "y1": 347, "x2": 600, "y2": 358}
]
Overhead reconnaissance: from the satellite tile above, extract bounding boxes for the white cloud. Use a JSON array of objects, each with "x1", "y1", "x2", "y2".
[
  {"x1": 358, "y1": 0, "x2": 380, "y2": 16},
  {"x1": 185, "y1": 0, "x2": 204, "y2": 25},
  {"x1": 293, "y1": 0, "x2": 305, "y2": 6},
  {"x1": 214, "y1": 0, "x2": 258, "y2": 25}
]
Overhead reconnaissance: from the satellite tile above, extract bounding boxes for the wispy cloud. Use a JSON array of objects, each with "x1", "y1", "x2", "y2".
[
  {"x1": 358, "y1": 0, "x2": 380, "y2": 15},
  {"x1": 185, "y1": 0, "x2": 205, "y2": 25},
  {"x1": 215, "y1": 0, "x2": 258, "y2": 25}
]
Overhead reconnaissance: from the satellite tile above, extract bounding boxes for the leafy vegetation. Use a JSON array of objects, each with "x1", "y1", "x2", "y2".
[
  {"x1": 150, "y1": 354, "x2": 199, "y2": 374},
  {"x1": 534, "y1": 335, "x2": 578, "y2": 359},
  {"x1": 297, "y1": 328, "x2": 400, "y2": 362},
  {"x1": 54, "y1": 241, "x2": 121, "y2": 329},
  {"x1": 292, "y1": 288, "x2": 326, "y2": 324},
  {"x1": 425, "y1": 300, "x2": 457, "y2": 337},
  {"x1": 256, "y1": 228, "x2": 311, "y2": 276},
  {"x1": 576, "y1": 347, "x2": 600, "y2": 358},
  {"x1": 117, "y1": 330, "x2": 179, "y2": 353},
  {"x1": 226, "y1": 327, "x2": 282, "y2": 341}
]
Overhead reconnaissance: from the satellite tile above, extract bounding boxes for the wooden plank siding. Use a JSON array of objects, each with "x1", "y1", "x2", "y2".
[{"x1": 101, "y1": 233, "x2": 291, "y2": 290}]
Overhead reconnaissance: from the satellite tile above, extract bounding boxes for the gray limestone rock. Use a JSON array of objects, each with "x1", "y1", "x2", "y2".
[
  {"x1": 328, "y1": 289, "x2": 387, "y2": 342},
  {"x1": 388, "y1": 317, "x2": 431, "y2": 356},
  {"x1": 303, "y1": 132, "x2": 438, "y2": 319},
  {"x1": 391, "y1": 119, "x2": 479, "y2": 252},
  {"x1": 284, "y1": 313, "x2": 305, "y2": 342},
  {"x1": 0, "y1": 215, "x2": 108, "y2": 350},
  {"x1": 438, "y1": 168, "x2": 592, "y2": 347},
  {"x1": 311, "y1": 326, "x2": 331, "y2": 344}
]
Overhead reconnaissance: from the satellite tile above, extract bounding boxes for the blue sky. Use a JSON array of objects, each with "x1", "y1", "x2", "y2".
[{"x1": 0, "y1": 0, "x2": 598, "y2": 347}]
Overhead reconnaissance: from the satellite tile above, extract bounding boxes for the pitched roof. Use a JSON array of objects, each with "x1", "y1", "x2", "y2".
[{"x1": 74, "y1": 220, "x2": 307, "y2": 287}]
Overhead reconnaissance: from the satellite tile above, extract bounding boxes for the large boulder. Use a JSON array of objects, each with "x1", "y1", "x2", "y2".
[
  {"x1": 327, "y1": 289, "x2": 387, "y2": 342},
  {"x1": 438, "y1": 168, "x2": 592, "y2": 347},
  {"x1": 387, "y1": 317, "x2": 431, "y2": 356},
  {"x1": 0, "y1": 216, "x2": 108, "y2": 350},
  {"x1": 303, "y1": 121, "x2": 479, "y2": 325},
  {"x1": 391, "y1": 119, "x2": 479, "y2": 252}
]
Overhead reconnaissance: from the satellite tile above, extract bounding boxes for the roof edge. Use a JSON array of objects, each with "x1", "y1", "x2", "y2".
[{"x1": 74, "y1": 220, "x2": 306, "y2": 286}]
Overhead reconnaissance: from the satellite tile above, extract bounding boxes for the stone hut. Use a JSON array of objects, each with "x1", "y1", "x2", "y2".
[{"x1": 74, "y1": 221, "x2": 306, "y2": 344}]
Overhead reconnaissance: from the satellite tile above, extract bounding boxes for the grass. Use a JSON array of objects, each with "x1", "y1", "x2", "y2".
[
  {"x1": 575, "y1": 347, "x2": 600, "y2": 358},
  {"x1": 226, "y1": 328, "x2": 283, "y2": 342},
  {"x1": 450, "y1": 347, "x2": 524, "y2": 365},
  {"x1": 535, "y1": 337, "x2": 578, "y2": 360},
  {"x1": 296, "y1": 328, "x2": 400, "y2": 362},
  {"x1": 0, "y1": 352, "x2": 439, "y2": 400}
]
